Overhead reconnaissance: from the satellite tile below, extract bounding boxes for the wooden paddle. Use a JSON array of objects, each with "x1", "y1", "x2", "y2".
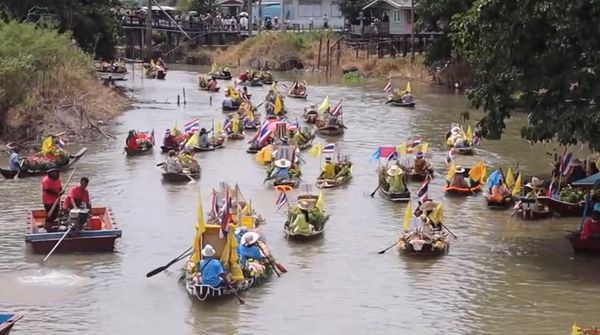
[
  {"x1": 227, "y1": 283, "x2": 246, "y2": 305},
  {"x1": 370, "y1": 184, "x2": 381, "y2": 197},
  {"x1": 256, "y1": 242, "x2": 284, "y2": 276},
  {"x1": 42, "y1": 225, "x2": 73, "y2": 263},
  {"x1": 13, "y1": 159, "x2": 24, "y2": 180},
  {"x1": 146, "y1": 247, "x2": 193, "y2": 278},
  {"x1": 377, "y1": 240, "x2": 398, "y2": 254},
  {"x1": 441, "y1": 224, "x2": 457, "y2": 239}
]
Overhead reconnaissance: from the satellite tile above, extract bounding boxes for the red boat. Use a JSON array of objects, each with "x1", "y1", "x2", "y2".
[
  {"x1": 443, "y1": 184, "x2": 482, "y2": 196},
  {"x1": 25, "y1": 207, "x2": 121, "y2": 254},
  {"x1": 538, "y1": 196, "x2": 584, "y2": 217},
  {"x1": 0, "y1": 314, "x2": 22, "y2": 335},
  {"x1": 566, "y1": 231, "x2": 600, "y2": 255}
]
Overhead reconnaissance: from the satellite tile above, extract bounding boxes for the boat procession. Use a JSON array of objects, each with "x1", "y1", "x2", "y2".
[{"x1": 3, "y1": 65, "x2": 600, "y2": 333}]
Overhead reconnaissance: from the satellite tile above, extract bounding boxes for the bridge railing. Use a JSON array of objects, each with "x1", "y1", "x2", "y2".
[{"x1": 120, "y1": 15, "x2": 243, "y2": 33}]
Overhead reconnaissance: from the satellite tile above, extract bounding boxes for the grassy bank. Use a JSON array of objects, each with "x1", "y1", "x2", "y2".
[
  {"x1": 209, "y1": 31, "x2": 431, "y2": 81},
  {"x1": 0, "y1": 21, "x2": 128, "y2": 141}
]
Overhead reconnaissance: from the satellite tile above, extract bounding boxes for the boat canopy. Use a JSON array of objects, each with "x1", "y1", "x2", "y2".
[{"x1": 572, "y1": 172, "x2": 600, "y2": 187}]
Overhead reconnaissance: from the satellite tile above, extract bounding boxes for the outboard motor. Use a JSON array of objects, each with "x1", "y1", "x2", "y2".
[{"x1": 68, "y1": 207, "x2": 90, "y2": 232}]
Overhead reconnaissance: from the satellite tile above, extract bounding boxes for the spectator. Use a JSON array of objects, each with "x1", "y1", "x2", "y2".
[{"x1": 323, "y1": 14, "x2": 328, "y2": 29}]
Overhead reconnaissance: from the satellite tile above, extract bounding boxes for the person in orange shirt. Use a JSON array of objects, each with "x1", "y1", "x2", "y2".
[
  {"x1": 41, "y1": 169, "x2": 62, "y2": 232},
  {"x1": 126, "y1": 130, "x2": 139, "y2": 151},
  {"x1": 62, "y1": 177, "x2": 91, "y2": 210}
]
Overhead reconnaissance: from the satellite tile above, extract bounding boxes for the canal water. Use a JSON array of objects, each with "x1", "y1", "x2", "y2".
[{"x1": 1, "y1": 68, "x2": 599, "y2": 335}]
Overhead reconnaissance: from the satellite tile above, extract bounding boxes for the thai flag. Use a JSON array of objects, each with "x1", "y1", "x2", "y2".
[
  {"x1": 280, "y1": 83, "x2": 289, "y2": 90},
  {"x1": 384, "y1": 80, "x2": 392, "y2": 93},
  {"x1": 302, "y1": 80, "x2": 308, "y2": 87},
  {"x1": 275, "y1": 191, "x2": 288, "y2": 211},
  {"x1": 560, "y1": 150, "x2": 573, "y2": 176},
  {"x1": 184, "y1": 119, "x2": 200, "y2": 133},
  {"x1": 387, "y1": 151, "x2": 398, "y2": 161},
  {"x1": 445, "y1": 149, "x2": 455, "y2": 165},
  {"x1": 409, "y1": 137, "x2": 422, "y2": 148},
  {"x1": 257, "y1": 123, "x2": 272, "y2": 145},
  {"x1": 417, "y1": 176, "x2": 429, "y2": 203},
  {"x1": 224, "y1": 118, "x2": 232, "y2": 132},
  {"x1": 56, "y1": 138, "x2": 65, "y2": 149},
  {"x1": 323, "y1": 143, "x2": 336, "y2": 153},
  {"x1": 220, "y1": 188, "x2": 232, "y2": 238},
  {"x1": 547, "y1": 180, "x2": 558, "y2": 198},
  {"x1": 330, "y1": 100, "x2": 343, "y2": 117},
  {"x1": 473, "y1": 134, "x2": 482, "y2": 146},
  {"x1": 514, "y1": 162, "x2": 520, "y2": 178}
]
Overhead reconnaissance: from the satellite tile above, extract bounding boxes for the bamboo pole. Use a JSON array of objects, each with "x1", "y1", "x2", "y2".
[
  {"x1": 316, "y1": 36, "x2": 323, "y2": 70},
  {"x1": 325, "y1": 39, "x2": 330, "y2": 78}
]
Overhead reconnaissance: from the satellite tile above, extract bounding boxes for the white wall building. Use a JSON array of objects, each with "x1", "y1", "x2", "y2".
[{"x1": 281, "y1": 0, "x2": 344, "y2": 28}]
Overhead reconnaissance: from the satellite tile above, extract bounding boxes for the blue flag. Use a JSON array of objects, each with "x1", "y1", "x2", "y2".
[
  {"x1": 370, "y1": 148, "x2": 381, "y2": 161},
  {"x1": 485, "y1": 169, "x2": 501, "y2": 190}
]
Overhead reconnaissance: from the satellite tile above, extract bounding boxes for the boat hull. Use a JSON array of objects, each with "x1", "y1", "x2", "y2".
[
  {"x1": 444, "y1": 184, "x2": 482, "y2": 196},
  {"x1": 379, "y1": 188, "x2": 411, "y2": 202},
  {"x1": 0, "y1": 314, "x2": 22, "y2": 335},
  {"x1": 398, "y1": 240, "x2": 449, "y2": 257},
  {"x1": 486, "y1": 196, "x2": 514, "y2": 209},
  {"x1": 0, "y1": 147, "x2": 88, "y2": 179},
  {"x1": 125, "y1": 146, "x2": 153, "y2": 156},
  {"x1": 284, "y1": 225, "x2": 324, "y2": 241},
  {"x1": 96, "y1": 71, "x2": 127, "y2": 81},
  {"x1": 288, "y1": 93, "x2": 308, "y2": 99},
  {"x1": 388, "y1": 101, "x2": 415, "y2": 108},
  {"x1": 162, "y1": 171, "x2": 201, "y2": 182},
  {"x1": 566, "y1": 232, "x2": 600, "y2": 255},
  {"x1": 538, "y1": 197, "x2": 584, "y2": 217},
  {"x1": 316, "y1": 125, "x2": 344, "y2": 137}
]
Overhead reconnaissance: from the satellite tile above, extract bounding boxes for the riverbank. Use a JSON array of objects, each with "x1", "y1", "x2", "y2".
[
  {"x1": 184, "y1": 32, "x2": 432, "y2": 82},
  {"x1": 0, "y1": 21, "x2": 130, "y2": 147}
]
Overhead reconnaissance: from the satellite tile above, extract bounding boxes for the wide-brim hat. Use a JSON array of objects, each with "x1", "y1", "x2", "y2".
[
  {"x1": 297, "y1": 199, "x2": 315, "y2": 211},
  {"x1": 420, "y1": 201, "x2": 439, "y2": 212},
  {"x1": 201, "y1": 244, "x2": 216, "y2": 257},
  {"x1": 525, "y1": 177, "x2": 543, "y2": 189},
  {"x1": 387, "y1": 165, "x2": 403, "y2": 176},
  {"x1": 455, "y1": 166, "x2": 465, "y2": 174},
  {"x1": 416, "y1": 151, "x2": 424, "y2": 159},
  {"x1": 241, "y1": 231, "x2": 259, "y2": 246},
  {"x1": 274, "y1": 159, "x2": 291, "y2": 169}
]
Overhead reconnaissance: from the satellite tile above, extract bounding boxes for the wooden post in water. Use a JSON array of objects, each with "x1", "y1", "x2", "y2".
[
  {"x1": 183, "y1": 87, "x2": 187, "y2": 105},
  {"x1": 146, "y1": 0, "x2": 153, "y2": 59},
  {"x1": 316, "y1": 36, "x2": 323, "y2": 71},
  {"x1": 336, "y1": 41, "x2": 341, "y2": 66},
  {"x1": 325, "y1": 39, "x2": 330, "y2": 78},
  {"x1": 177, "y1": 95, "x2": 180, "y2": 106}
]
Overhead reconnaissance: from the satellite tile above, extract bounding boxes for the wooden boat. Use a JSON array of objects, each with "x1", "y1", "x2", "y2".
[
  {"x1": 444, "y1": 184, "x2": 482, "y2": 195},
  {"x1": 145, "y1": 69, "x2": 166, "y2": 79},
  {"x1": 486, "y1": 195, "x2": 514, "y2": 209},
  {"x1": 273, "y1": 178, "x2": 300, "y2": 188},
  {"x1": 243, "y1": 80, "x2": 263, "y2": 87},
  {"x1": 193, "y1": 137, "x2": 225, "y2": 152},
  {"x1": 0, "y1": 313, "x2": 22, "y2": 335},
  {"x1": 208, "y1": 73, "x2": 231, "y2": 80},
  {"x1": 0, "y1": 147, "x2": 88, "y2": 179},
  {"x1": 408, "y1": 169, "x2": 433, "y2": 182},
  {"x1": 388, "y1": 101, "x2": 415, "y2": 108},
  {"x1": 283, "y1": 194, "x2": 329, "y2": 240},
  {"x1": 379, "y1": 188, "x2": 411, "y2": 202},
  {"x1": 316, "y1": 164, "x2": 353, "y2": 189},
  {"x1": 162, "y1": 169, "x2": 201, "y2": 182},
  {"x1": 160, "y1": 145, "x2": 179, "y2": 153},
  {"x1": 288, "y1": 92, "x2": 308, "y2": 99},
  {"x1": 227, "y1": 132, "x2": 245, "y2": 140},
  {"x1": 199, "y1": 86, "x2": 220, "y2": 92},
  {"x1": 262, "y1": 79, "x2": 273, "y2": 85},
  {"x1": 125, "y1": 144, "x2": 153, "y2": 156},
  {"x1": 454, "y1": 146, "x2": 474, "y2": 155},
  {"x1": 515, "y1": 208, "x2": 553, "y2": 220},
  {"x1": 538, "y1": 196, "x2": 585, "y2": 217},
  {"x1": 565, "y1": 231, "x2": 600, "y2": 255},
  {"x1": 397, "y1": 235, "x2": 449, "y2": 256},
  {"x1": 25, "y1": 207, "x2": 121, "y2": 254},
  {"x1": 316, "y1": 125, "x2": 344, "y2": 137},
  {"x1": 96, "y1": 71, "x2": 126, "y2": 81},
  {"x1": 303, "y1": 110, "x2": 318, "y2": 124}
]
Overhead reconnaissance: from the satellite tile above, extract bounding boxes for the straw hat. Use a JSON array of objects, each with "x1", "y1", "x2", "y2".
[
  {"x1": 387, "y1": 165, "x2": 403, "y2": 176},
  {"x1": 455, "y1": 165, "x2": 466, "y2": 174},
  {"x1": 526, "y1": 177, "x2": 543, "y2": 189},
  {"x1": 297, "y1": 199, "x2": 314, "y2": 211},
  {"x1": 416, "y1": 151, "x2": 424, "y2": 159},
  {"x1": 451, "y1": 127, "x2": 461, "y2": 135},
  {"x1": 274, "y1": 159, "x2": 291, "y2": 169},
  {"x1": 201, "y1": 244, "x2": 216, "y2": 257},
  {"x1": 241, "y1": 232, "x2": 259, "y2": 246}
]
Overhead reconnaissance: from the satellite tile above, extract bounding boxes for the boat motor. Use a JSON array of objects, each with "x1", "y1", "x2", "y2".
[{"x1": 68, "y1": 207, "x2": 90, "y2": 231}]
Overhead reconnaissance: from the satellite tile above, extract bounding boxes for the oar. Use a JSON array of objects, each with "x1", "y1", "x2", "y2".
[
  {"x1": 45, "y1": 168, "x2": 78, "y2": 225},
  {"x1": 441, "y1": 224, "x2": 457, "y2": 239},
  {"x1": 42, "y1": 226, "x2": 73, "y2": 263},
  {"x1": 13, "y1": 160, "x2": 24, "y2": 180},
  {"x1": 146, "y1": 246, "x2": 193, "y2": 278},
  {"x1": 370, "y1": 184, "x2": 381, "y2": 197},
  {"x1": 256, "y1": 242, "x2": 282, "y2": 277},
  {"x1": 227, "y1": 283, "x2": 246, "y2": 305},
  {"x1": 377, "y1": 240, "x2": 398, "y2": 254}
]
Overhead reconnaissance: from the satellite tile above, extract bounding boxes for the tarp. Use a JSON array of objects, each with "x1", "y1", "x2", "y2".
[{"x1": 572, "y1": 172, "x2": 600, "y2": 187}]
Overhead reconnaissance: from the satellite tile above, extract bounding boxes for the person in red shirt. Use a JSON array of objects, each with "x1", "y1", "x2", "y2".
[
  {"x1": 41, "y1": 169, "x2": 62, "y2": 232},
  {"x1": 62, "y1": 177, "x2": 91, "y2": 210},
  {"x1": 580, "y1": 210, "x2": 600, "y2": 240},
  {"x1": 126, "y1": 130, "x2": 139, "y2": 151}
]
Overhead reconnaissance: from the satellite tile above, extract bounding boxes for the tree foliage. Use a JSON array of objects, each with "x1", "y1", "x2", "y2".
[
  {"x1": 338, "y1": 0, "x2": 369, "y2": 22},
  {"x1": 2, "y1": 0, "x2": 120, "y2": 59},
  {"x1": 452, "y1": 0, "x2": 600, "y2": 149},
  {"x1": 416, "y1": 0, "x2": 474, "y2": 64}
]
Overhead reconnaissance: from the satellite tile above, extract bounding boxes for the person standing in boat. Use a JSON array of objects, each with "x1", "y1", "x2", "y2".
[
  {"x1": 401, "y1": 91, "x2": 414, "y2": 103},
  {"x1": 197, "y1": 245, "x2": 228, "y2": 288},
  {"x1": 42, "y1": 169, "x2": 62, "y2": 232},
  {"x1": 62, "y1": 177, "x2": 91, "y2": 211},
  {"x1": 386, "y1": 165, "x2": 407, "y2": 193},
  {"x1": 126, "y1": 130, "x2": 139, "y2": 151},
  {"x1": 320, "y1": 156, "x2": 336, "y2": 179},
  {"x1": 198, "y1": 128, "x2": 211, "y2": 149},
  {"x1": 8, "y1": 147, "x2": 21, "y2": 172}
]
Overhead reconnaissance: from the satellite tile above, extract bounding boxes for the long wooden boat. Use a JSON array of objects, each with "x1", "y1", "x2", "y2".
[
  {"x1": 0, "y1": 313, "x2": 22, "y2": 335},
  {"x1": 388, "y1": 101, "x2": 415, "y2": 108},
  {"x1": 565, "y1": 231, "x2": 600, "y2": 255},
  {"x1": 0, "y1": 147, "x2": 88, "y2": 179},
  {"x1": 316, "y1": 125, "x2": 344, "y2": 137},
  {"x1": 273, "y1": 178, "x2": 300, "y2": 188},
  {"x1": 208, "y1": 73, "x2": 232, "y2": 80},
  {"x1": 443, "y1": 184, "x2": 482, "y2": 196},
  {"x1": 242, "y1": 80, "x2": 263, "y2": 87},
  {"x1": 316, "y1": 164, "x2": 353, "y2": 189},
  {"x1": 162, "y1": 170, "x2": 201, "y2": 182},
  {"x1": 486, "y1": 195, "x2": 514, "y2": 209},
  {"x1": 453, "y1": 146, "x2": 474, "y2": 155},
  {"x1": 283, "y1": 220, "x2": 326, "y2": 241},
  {"x1": 199, "y1": 86, "x2": 220, "y2": 92},
  {"x1": 96, "y1": 71, "x2": 127, "y2": 81},
  {"x1": 379, "y1": 188, "x2": 411, "y2": 202},
  {"x1": 227, "y1": 132, "x2": 245, "y2": 140},
  {"x1": 261, "y1": 79, "x2": 273, "y2": 85},
  {"x1": 25, "y1": 207, "x2": 121, "y2": 254},
  {"x1": 145, "y1": 69, "x2": 166, "y2": 80},
  {"x1": 160, "y1": 145, "x2": 179, "y2": 153},
  {"x1": 537, "y1": 196, "x2": 585, "y2": 217},
  {"x1": 397, "y1": 236, "x2": 449, "y2": 256},
  {"x1": 288, "y1": 92, "x2": 308, "y2": 99}
]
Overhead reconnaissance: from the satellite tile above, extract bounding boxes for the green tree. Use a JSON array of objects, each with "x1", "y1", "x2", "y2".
[
  {"x1": 2, "y1": 0, "x2": 120, "y2": 59},
  {"x1": 452, "y1": 0, "x2": 600, "y2": 149},
  {"x1": 338, "y1": 0, "x2": 368, "y2": 22},
  {"x1": 416, "y1": 0, "x2": 474, "y2": 64}
]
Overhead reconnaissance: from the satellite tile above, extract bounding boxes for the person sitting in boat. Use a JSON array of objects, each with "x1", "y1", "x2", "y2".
[
  {"x1": 449, "y1": 166, "x2": 470, "y2": 189},
  {"x1": 386, "y1": 165, "x2": 407, "y2": 193},
  {"x1": 239, "y1": 70, "x2": 250, "y2": 82},
  {"x1": 289, "y1": 200, "x2": 314, "y2": 234},
  {"x1": 412, "y1": 151, "x2": 430, "y2": 175},
  {"x1": 196, "y1": 244, "x2": 228, "y2": 288},
  {"x1": 327, "y1": 115, "x2": 339, "y2": 127},
  {"x1": 581, "y1": 210, "x2": 600, "y2": 240},
  {"x1": 525, "y1": 177, "x2": 545, "y2": 198},
  {"x1": 566, "y1": 158, "x2": 587, "y2": 184},
  {"x1": 270, "y1": 159, "x2": 291, "y2": 180},
  {"x1": 238, "y1": 232, "x2": 265, "y2": 266},
  {"x1": 490, "y1": 177, "x2": 510, "y2": 200},
  {"x1": 178, "y1": 149, "x2": 199, "y2": 171},
  {"x1": 388, "y1": 88, "x2": 404, "y2": 103},
  {"x1": 320, "y1": 157, "x2": 336, "y2": 180},
  {"x1": 199, "y1": 75, "x2": 208, "y2": 89},
  {"x1": 263, "y1": 70, "x2": 274, "y2": 82},
  {"x1": 222, "y1": 67, "x2": 231, "y2": 78},
  {"x1": 62, "y1": 177, "x2": 91, "y2": 211},
  {"x1": 447, "y1": 127, "x2": 462, "y2": 147},
  {"x1": 198, "y1": 128, "x2": 211, "y2": 149},
  {"x1": 42, "y1": 168, "x2": 62, "y2": 232},
  {"x1": 401, "y1": 91, "x2": 414, "y2": 103},
  {"x1": 165, "y1": 150, "x2": 183, "y2": 174},
  {"x1": 8, "y1": 147, "x2": 21, "y2": 172},
  {"x1": 126, "y1": 130, "x2": 139, "y2": 151},
  {"x1": 208, "y1": 77, "x2": 219, "y2": 92},
  {"x1": 163, "y1": 131, "x2": 180, "y2": 149}
]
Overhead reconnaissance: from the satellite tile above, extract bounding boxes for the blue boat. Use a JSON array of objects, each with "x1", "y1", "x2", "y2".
[{"x1": 0, "y1": 314, "x2": 22, "y2": 335}]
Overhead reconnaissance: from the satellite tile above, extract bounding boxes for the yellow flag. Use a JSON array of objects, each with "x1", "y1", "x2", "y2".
[
  {"x1": 405, "y1": 82, "x2": 412, "y2": 93},
  {"x1": 460, "y1": 126, "x2": 467, "y2": 139},
  {"x1": 41, "y1": 136, "x2": 54, "y2": 154},
  {"x1": 220, "y1": 223, "x2": 244, "y2": 281},
  {"x1": 403, "y1": 200, "x2": 412, "y2": 231},
  {"x1": 468, "y1": 160, "x2": 484, "y2": 182},
  {"x1": 315, "y1": 190, "x2": 324, "y2": 212},
  {"x1": 215, "y1": 120, "x2": 223, "y2": 134},
  {"x1": 232, "y1": 118, "x2": 240, "y2": 133},
  {"x1": 274, "y1": 96, "x2": 283, "y2": 115},
  {"x1": 255, "y1": 145, "x2": 273, "y2": 164},
  {"x1": 271, "y1": 81, "x2": 277, "y2": 92},
  {"x1": 466, "y1": 125, "x2": 473, "y2": 141},
  {"x1": 571, "y1": 323, "x2": 581, "y2": 335},
  {"x1": 318, "y1": 96, "x2": 330, "y2": 112},
  {"x1": 185, "y1": 132, "x2": 199, "y2": 149},
  {"x1": 420, "y1": 143, "x2": 430, "y2": 153},
  {"x1": 446, "y1": 161, "x2": 456, "y2": 181},
  {"x1": 190, "y1": 193, "x2": 206, "y2": 265},
  {"x1": 211, "y1": 62, "x2": 218, "y2": 73},
  {"x1": 430, "y1": 203, "x2": 443, "y2": 224},
  {"x1": 505, "y1": 168, "x2": 515, "y2": 189},
  {"x1": 308, "y1": 142, "x2": 322, "y2": 158},
  {"x1": 242, "y1": 201, "x2": 252, "y2": 215},
  {"x1": 396, "y1": 143, "x2": 407, "y2": 155},
  {"x1": 512, "y1": 174, "x2": 522, "y2": 197},
  {"x1": 481, "y1": 165, "x2": 488, "y2": 184}
]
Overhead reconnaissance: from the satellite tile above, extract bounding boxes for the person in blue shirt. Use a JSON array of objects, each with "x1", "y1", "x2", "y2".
[
  {"x1": 8, "y1": 148, "x2": 21, "y2": 171},
  {"x1": 238, "y1": 232, "x2": 264, "y2": 267},
  {"x1": 198, "y1": 244, "x2": 226, "y2": 288},
  {"x1": 270, "y1": 159, "x2": 291, "y2": 180}
]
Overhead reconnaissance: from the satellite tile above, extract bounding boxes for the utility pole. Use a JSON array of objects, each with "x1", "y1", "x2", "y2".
[
  {"x1": 258, "y1": 0, "x2": 262, "y2": 33},
  {"x1": 146, "y1": 0, "x2": 152, "y2": 59},
  {"x1": 410, "y1": 0, "x2": 415, "y2": 63}
]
